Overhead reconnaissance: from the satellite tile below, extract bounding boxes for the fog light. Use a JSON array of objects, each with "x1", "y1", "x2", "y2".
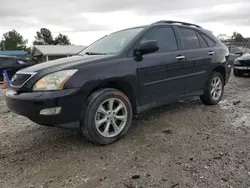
[{"x1": 40, "y1": 107, "x2": 61, "y2": 116}]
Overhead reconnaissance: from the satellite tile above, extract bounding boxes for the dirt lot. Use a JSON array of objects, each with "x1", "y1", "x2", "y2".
[{"x1": 0, "y1": 74, "x2": 250, "y2": 188}]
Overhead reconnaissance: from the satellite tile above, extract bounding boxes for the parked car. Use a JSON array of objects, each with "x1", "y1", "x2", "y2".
[
  {"x1": 227, "y1": 45, "x2": 250, "y2": 65},
  {"x1": 6, "y1": 20, "x2": 231, "y2": 145},
  {"x1": 0, "y1": 55, "x2": 35, "y2": 82},
  {"x1": 234, "y1": 52, "x2": 250, "y2": 77}
]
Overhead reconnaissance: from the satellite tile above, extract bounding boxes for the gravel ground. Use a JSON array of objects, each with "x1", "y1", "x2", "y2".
[{"x1": 0, "y1": 74, "x2": 250, "y2": 188}]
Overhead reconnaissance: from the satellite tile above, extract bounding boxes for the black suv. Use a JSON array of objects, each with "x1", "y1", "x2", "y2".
[
  {"x1": 0, "y1": 55, "x2": 35, "y2": 82},
  {"x1": 6, "y1": 21, "x2": 231, "y2": 145}
]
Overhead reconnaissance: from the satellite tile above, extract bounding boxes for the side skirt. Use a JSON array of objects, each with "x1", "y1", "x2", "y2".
[{"x1": 136, "y1": 90, "x2": 203, "y2": 114}]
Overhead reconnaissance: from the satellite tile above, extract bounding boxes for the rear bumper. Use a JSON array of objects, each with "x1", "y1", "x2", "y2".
[{"x1": 5, "y1": 88, "x2": 86, "y2": 127}]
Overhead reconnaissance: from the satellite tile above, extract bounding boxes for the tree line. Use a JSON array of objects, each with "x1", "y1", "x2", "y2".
[
  {"x1": 1, "y1": 28, "x2": 248, "y2": 51},
  {"x1": 217, "y1": 32, "x2": 249, "y2": 42},
  {"x1": 0, "y1": 28, "x2": 71, "y2": 51}
]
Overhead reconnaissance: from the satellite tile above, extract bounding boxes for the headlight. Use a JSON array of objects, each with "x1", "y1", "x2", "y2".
[
  {"x1": 234, "y1": 60, "x2": 240, "y2": 65},
  {"x1": 33, "y1": 69, "x2": 78, "y2": 91}
]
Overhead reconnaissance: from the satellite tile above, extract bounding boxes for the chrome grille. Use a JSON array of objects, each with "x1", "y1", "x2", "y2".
[{"x1": 239, "y1": 60, "x2": 250, "y2": 66}]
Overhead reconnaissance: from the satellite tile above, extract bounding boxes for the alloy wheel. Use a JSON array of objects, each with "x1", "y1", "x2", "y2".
[
  {"x1": 210, "y1": 76, "x2": 223, "y2": 101},
  {"x1": 95, "y1": 98, "x2": 128, "y2": 138}
]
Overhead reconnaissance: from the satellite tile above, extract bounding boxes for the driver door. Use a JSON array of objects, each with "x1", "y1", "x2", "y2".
[{"x1": 135, "y1": 26, "x2": 186, "y2": 105}]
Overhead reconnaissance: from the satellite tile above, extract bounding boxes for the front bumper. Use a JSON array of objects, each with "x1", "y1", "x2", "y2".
[
  {"x1": 234, "y1": 66, "x2": 250, "y2": 70},
  {"x1": 5, "y1": 88, "x2": 86, "y2": 127}
]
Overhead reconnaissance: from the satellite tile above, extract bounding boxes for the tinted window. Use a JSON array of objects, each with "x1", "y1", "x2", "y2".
[
  {"x1": 229, "y1": 46, "x2": 240, "y2": 53},
  {"x1": 0, "y1": 58, "x2": 18, "y2": 68},
  {"x1": 178, "y1": 27, "x2": 200, "y2": 50},
  {"x1": 202, "y1": 34, "x2": 215, "y2": 47},
  {"x1": 197, "y1": 32, "x2": 208, "y2": 48},
  {"x1": 140, "y1": 27, "x2": 178, "y2": 53}
]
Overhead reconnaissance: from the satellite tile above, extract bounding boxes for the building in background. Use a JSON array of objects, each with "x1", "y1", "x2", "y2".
[
  {"x1": 0, "y1": 50, "x2": 28, "y2": 57},
  {"x1": 31, "y1": 45, "x2": 86, "y2": 62}
]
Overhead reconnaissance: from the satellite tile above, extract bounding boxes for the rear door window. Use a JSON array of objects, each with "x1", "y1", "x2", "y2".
[{"x1": 178, "y1": 27, "x2": 200, "y2": 50}]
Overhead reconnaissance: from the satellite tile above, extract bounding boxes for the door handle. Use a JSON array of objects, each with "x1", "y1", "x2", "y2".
[
  {"x1": 176, "y1": 55, "x2": 185, "y2": 60},
  {"x1": 208, "y1": 51, "x2": 215, "y2": 55}
]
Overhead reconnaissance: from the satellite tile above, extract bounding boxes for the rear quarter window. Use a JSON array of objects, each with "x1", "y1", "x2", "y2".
[
  {"x1": 196, "y1": 32, "x2": 209, "y2": 48},
  {"x1": 200, "y1": 33, "x2": 216, "y2": 47}
]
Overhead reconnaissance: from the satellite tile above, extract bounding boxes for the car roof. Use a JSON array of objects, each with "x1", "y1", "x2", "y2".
[
  {"x1": 114, "y1": 20, "x2": 203, "y2": 33},
  {"x1": 131, "y1": 20, "x2": 214, "y2": 37}
]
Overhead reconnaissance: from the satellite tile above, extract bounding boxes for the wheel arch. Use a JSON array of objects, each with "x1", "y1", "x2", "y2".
[
  {"x1": 212, "y1": 66, "x2": 226, "y2": 84},
  {"x1": 87, "y1": 79, "x2": 137, "y2": 114}
]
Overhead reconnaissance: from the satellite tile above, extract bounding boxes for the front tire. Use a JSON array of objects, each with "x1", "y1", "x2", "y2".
[
  {"x1": 234, "y1": 69, "x2": 243, "y2": 77},
  {"x1": 80, "y1": 88, "x2": 132, "y2": 145},
  {"x1": 200, "y1": 72, "x2": 224, "y2": 105}
]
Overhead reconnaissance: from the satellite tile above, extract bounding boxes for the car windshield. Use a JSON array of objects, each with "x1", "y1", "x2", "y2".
[{"x1": 79, "y1": 27, "x2": 144, "y2": 55}]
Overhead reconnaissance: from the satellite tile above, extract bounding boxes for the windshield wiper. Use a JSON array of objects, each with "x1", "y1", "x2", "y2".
[{"x1": 85, "y1": 52, "x2": 107, "y2": 55}]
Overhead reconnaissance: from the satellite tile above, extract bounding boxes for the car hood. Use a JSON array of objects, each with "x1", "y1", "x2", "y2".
[
  {"x1": 236, "y1": 53, "x2": 250, "y2": 61},
  {"x1": 21, "y1": 55, "x2": 113, "y2": 73}
]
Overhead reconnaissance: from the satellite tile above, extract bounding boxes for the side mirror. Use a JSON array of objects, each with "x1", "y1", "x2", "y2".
[
  {"x1": 234, "y1": 51, "x2": 243, "y2": 55},
  {"x1": 136, "y1": 40, "x2": 159, "y2": 56}
]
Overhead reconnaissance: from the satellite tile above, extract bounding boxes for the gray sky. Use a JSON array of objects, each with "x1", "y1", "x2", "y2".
[{"x1": 1, "y1": 0, "x2": 250, "y2": 46}]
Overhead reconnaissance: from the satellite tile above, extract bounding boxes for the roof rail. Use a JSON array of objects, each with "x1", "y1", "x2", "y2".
[{"x1": 153, "y1": 20, "x2": 202, "y2": 28}]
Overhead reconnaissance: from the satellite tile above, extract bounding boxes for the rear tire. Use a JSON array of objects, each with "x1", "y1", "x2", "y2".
[
  {"x1": 200, "y1": 72, "x2": 224, "y2": 105},
  {"x1": 234, "y1": 69, "x2": 243, "y2": 77},
  {"x1": 80, "y1": 88, "x2": 132, "y2": 145}
]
